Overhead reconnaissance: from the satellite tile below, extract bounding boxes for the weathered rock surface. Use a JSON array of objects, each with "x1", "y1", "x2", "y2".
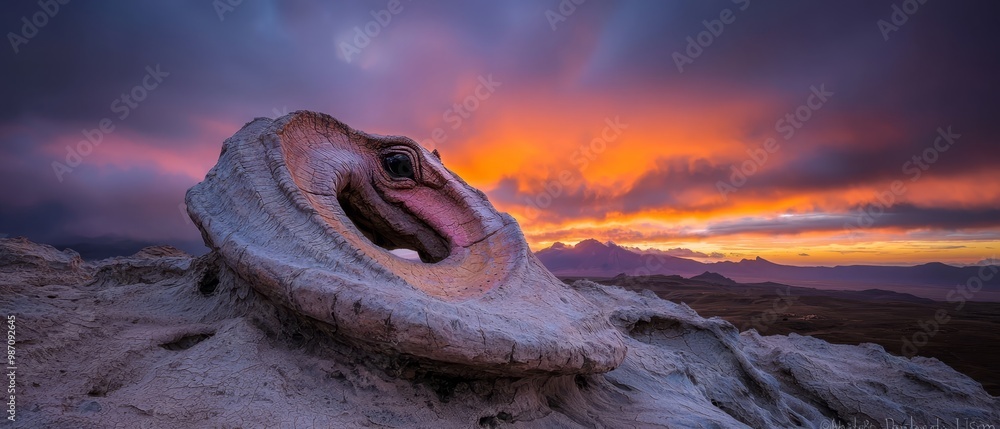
[
  {"x1": 185, "y1": 112, "x2": 625, "y2": 377},
  {"x1": 3, "y1": 238, "x2": 997, "y2": 428},
  {"x1": 2, "y1": 112, "x2": 997, "y2": 427}
]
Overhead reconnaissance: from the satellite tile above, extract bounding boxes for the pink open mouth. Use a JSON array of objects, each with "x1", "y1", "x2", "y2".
[{"x1": 336, "y1": 182, "x2": 452, "y2": 264}]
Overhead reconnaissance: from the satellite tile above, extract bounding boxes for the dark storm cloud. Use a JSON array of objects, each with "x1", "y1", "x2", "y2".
[
  {"x1": 1, "y1": 1, "x2": 626, "y2": 127},
  {"x1": 655, "y1": 1, "x2": 1000, "y2": 177},
  {"x1": 741, "y1": 130, "x2": 996, "y2": 195},
  {"x1": 2, "y1": 0, "x2": 579, "y2": 249},
  {"x1": 0, "y1": 130, "x2": 202, "y2": 249},
  {"x1": 704, "y1": 204, "x2": 1000, "y2": 237},
  {"x1": 490, "y1": 1, "x2": 1000, "y2": 224}
]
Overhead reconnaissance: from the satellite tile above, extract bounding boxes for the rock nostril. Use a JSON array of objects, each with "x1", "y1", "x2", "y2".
[
  {"x1": 160, "y1": 332, "x2": 214, "y2": 351},
  {"x1": 198, "y1": 270, "x2": 219, "y2": 296}
]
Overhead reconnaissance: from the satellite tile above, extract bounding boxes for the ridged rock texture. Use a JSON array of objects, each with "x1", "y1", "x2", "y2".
[
  {"x1": 185, "y1": 111, "x2": 626, "y2": 376},
  {"x1": 1, "y1": 112, "x2": 997, "y2": 427}
]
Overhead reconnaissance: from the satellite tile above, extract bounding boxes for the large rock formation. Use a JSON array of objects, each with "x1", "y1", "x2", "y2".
[
  {"x1": 2, "y1": 112, "x2": 998, "y2": 427},
  {"x1": 185, "y1": 111, "x2": 625, "y2": 376}
]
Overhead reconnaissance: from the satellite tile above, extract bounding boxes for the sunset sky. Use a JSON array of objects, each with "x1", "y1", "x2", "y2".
[{"x1": 2, "y1": 1, "x2": 999, "y2": 266}]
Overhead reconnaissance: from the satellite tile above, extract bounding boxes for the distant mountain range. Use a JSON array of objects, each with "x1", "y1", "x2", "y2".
[{"x1": 535, "y1": 239, "x2": 1000, "y2": 299}]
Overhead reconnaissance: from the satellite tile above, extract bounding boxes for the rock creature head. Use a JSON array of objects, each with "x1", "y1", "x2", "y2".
[{"x1": 187, "y1": 111, "x2": 626, "y2": 376}]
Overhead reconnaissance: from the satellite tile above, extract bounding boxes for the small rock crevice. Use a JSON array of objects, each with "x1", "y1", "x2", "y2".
[{"x1": 159, "y1": 333, "x2": 214, "y2": 351}]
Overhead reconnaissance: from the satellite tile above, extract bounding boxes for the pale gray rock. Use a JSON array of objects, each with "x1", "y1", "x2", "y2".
[
  {"x1": 185, "y1": 111, "x2": 626, "y2": 377},
  {"x1": 3, "y1": 240, "x2": 996, "y2": 428}
]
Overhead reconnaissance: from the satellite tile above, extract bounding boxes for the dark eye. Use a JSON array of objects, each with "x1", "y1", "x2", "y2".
[{"x1": 382, "y1": 153, "x2": 415, "y2": 179}]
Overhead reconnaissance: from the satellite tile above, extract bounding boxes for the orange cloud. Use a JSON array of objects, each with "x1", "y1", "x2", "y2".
[{"x1": 400, "y1": 83, "x2": 1000, "y2": 266}]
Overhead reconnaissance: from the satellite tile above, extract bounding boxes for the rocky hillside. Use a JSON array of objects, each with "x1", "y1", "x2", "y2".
[{"x1": 2, "y1": 237, "x2": 997, "y2": 428}]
